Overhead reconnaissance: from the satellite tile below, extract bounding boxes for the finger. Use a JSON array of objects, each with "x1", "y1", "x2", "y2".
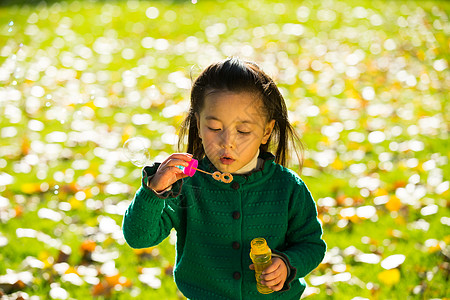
[
  {"x1": 167, "y1": 153, "x2": 193, "y2": 163},
  {"x1": 154, "y1": 166, "x2": 185, "y2": 182},
  {"x1": 165, "y1": 165, "x2": 187, "y2": 175},
  {"x1": 163, "y1": 158, "x2": 191, "y2": 168},
  {"x1": 262, "y1": 277, "x2": 283, "y2": 289},
  {"x1": 262, "y1": 258, "x2": 281, "y2": 274},
  {"x1": 270, "y1": 280, "x2": 284, "y2": 291},
  {"x1": 175, "y1": 169, "x2": 190, "y2": 180},
  {"x1": 262, "y1": 259, "x2": 282, "y2": 275},
  {"x1": 249, "y1": 264, "x2": 255, "y2": 270},
  {"x1": 261, "y1": 266, "x2": 282, "y2": 281}
]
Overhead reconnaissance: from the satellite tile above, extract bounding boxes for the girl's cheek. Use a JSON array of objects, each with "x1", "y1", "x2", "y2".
[
  {"x1": 238, "y1": 134, "x2": 255, "y2": 144},
  {"x1": 203, "y1": 139, "x2": 219, "y2": 153}
]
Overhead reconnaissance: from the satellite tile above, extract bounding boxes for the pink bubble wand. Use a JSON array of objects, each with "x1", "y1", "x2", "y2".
[{"x1": 180, "y1": 159, "x2": 233, "y2": 183}]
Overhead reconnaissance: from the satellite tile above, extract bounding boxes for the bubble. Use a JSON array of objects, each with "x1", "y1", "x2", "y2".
[
  {"x1": 146, "y1": 7, "x2": 159, "y2": 19},
  {"x1": 380, "y1": 254, "x2": 405, "y2": 270},
  {"x1": 49, "y1": 285, "x2": 68, "y2": 300},
  {"x1": 368, "y1": 131, "x2": 385, "y2": 144},
  {"x1": 123, "y1": 137, "x2": 151, "y2": 167}
]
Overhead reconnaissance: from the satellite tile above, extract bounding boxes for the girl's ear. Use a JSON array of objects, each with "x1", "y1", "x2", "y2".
[
  {"x1": 262, "y1": 119, "x2": 275, "y2": 144},
  {"x1": 195, "y1": 113, "x2": 202, "y2": 139}
]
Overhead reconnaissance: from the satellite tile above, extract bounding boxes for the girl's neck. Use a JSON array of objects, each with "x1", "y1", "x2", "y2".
[{"x1": 233, "y1": 149, "x2": 261, "y2": 174}]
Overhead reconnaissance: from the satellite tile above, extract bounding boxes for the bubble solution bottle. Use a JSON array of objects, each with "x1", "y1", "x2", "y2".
[{"x1": 250, "y1": 238, "x2": 274, "y2": 294}]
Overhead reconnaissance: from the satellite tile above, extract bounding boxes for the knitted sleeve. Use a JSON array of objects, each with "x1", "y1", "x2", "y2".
[
  {"x1": 281, "y1": 180, "x2": 326, "y2": 280},
  {"x1": 122, "y1": 165, "x2": 183, "y2": 249}
]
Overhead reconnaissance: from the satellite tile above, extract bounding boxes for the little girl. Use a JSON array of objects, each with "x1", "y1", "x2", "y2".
[{"x1": 122, "y1": 58, "x2": 326, "y2": 299}]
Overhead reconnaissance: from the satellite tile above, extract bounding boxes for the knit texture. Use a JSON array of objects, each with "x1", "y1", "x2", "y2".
[{"x1": 122, "y1": 152, "x2": 326, "y2": 300}]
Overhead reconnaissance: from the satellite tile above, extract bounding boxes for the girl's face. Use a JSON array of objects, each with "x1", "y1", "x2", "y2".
[{"x1": 196, "y1": 91, "x2": 275, "y2": 173}]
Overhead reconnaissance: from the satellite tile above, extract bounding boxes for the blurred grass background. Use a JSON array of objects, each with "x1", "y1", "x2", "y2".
[{"x1": 0, "y1": 0, "x2": 449, "y2": 299}]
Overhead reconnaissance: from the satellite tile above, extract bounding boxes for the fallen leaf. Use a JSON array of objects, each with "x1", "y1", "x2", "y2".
[
  {"x1": 92, "y1": 282, "x2": 109, "y2": 297},
  {"x1": 20, "y1": 183, "x2": 41, "y2": 194},
  {"x1": 385, "y1": 196, "x2": 402, "y2": 212},
  {"x1": 80, "y1": 240, "x2": 96, "y2": 263},
  {"x1": 378, "y1": 268, "x2": 400, "y2": 285},
  {"x1": 80, "y1": 240, "x2": 96, "y2": 253},
  {"x1": 0, "y1": 280, "x2": 26, "y2": 295}
]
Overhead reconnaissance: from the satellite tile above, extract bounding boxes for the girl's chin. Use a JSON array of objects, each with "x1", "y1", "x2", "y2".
[{"x1": 214, "y1": 162, "x2": 239, "y2": 173}]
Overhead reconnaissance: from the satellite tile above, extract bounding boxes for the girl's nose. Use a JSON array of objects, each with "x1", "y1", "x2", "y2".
[{"x1": 220, "y1": 129, "x2": 235, "y2": 148}]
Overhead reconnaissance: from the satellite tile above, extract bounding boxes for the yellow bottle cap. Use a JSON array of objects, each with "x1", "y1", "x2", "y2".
[{"x1": 250, "y1": 238, "x2": 271, "y2": 255}]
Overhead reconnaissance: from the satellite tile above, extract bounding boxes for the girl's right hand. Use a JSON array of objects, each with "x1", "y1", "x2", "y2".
[{"x1": 147, "y1": 153, "x2": 193, "y2": 193}]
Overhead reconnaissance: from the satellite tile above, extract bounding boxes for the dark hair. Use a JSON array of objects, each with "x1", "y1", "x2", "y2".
[{"x1": 178, "y1": 57, "x2": 303, "y2": 170}]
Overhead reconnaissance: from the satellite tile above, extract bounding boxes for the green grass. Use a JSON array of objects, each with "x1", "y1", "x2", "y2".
[{"x1": 0, "y1": 0, "x2": 449, "y2": 299}]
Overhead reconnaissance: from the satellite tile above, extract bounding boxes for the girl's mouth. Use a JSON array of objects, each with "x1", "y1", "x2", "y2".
[{"x1": 220, "y1": 156, "x2": 235, "y2": 165}]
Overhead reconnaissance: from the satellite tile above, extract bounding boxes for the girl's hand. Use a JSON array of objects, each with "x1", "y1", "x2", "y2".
[
  {"x1": 147, "y1": 153, "x2": 193, "y2": 192},
  {"x1": 249, "y1": 257, "x2": 288, "y2": 292}
]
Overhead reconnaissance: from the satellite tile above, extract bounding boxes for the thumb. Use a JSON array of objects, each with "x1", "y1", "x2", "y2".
[
  {"x1": 175, "y1": 172, "x2": 189, "y2": 181},
  {"x1": 249, "y1": 264, "x2": 255, "y2": 270}
]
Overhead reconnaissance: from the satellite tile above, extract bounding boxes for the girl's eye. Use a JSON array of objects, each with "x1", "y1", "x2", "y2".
[
  {"x1": 238, "y1": 131, "x2": 251, "y2": 135},
  {"x1": 207, "y1": 127, "x2": 221, "y2": 132}
]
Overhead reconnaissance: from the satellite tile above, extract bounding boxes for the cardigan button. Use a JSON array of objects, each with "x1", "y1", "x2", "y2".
[
  {"x1": 231, "y1": 182, "x2": 240, "y2": 190},
  {"x1": 232, "y1": 211, "x2": 240, "y2": 220},
  {"x1": 233, "y1": 272, "x2": 241, "y2": 280},
  {"x1": 232, "y1": 241, "x2": 240, "y2": 249}
]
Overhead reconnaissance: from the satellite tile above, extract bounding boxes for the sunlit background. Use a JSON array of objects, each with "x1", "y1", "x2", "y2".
[{"x1": 0, "y1": 0, "x2": 449, "y2": 299}]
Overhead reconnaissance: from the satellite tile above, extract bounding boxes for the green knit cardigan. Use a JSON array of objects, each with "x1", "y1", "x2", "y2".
[{"x1": 122, "y1": 152, "x2": 326, "y2": 300}]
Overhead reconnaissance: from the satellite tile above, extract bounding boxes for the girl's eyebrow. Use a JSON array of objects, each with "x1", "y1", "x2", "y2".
[
  {"x1": 205, "y1": 116, "x2": 255, "y2": 124},
  {"x1": 205, "y1": 116, "x2": 221, "y2": 121}
]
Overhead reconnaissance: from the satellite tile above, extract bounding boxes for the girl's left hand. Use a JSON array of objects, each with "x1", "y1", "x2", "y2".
[{"x1": 249, "y1": 257, "x2": 287, "y2": 291}]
